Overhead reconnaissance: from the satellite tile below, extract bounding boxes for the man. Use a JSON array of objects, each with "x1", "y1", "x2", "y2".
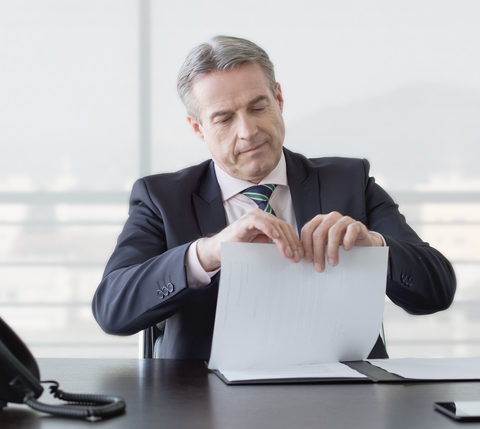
[{"x1": 92, "y1": 35, "x2": 456, "y2": 359}]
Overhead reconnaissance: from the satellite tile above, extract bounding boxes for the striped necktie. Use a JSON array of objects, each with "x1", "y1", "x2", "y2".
[{"x1": 241, "y1": 184, "x2": 277, "y2": 215}]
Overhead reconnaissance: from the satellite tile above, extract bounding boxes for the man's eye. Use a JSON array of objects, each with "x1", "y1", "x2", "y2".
[
  {"x1": 215, "y1": 116, "x2": 231, "y2": 124},
  {"x1": 250, "y1": 106, "x2": 267, "y2": 114}
]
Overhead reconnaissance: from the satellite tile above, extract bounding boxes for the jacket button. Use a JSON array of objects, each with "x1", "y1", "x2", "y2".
[
  {"x1": 167, "y1": 282, "x2": 174, "y2": 292},
  {"x1": 161, "y1": 286, "x2": 170, "y2": 296},
  {"x1": 156, "y1": 289, "x2": 164, "y2": 298}
]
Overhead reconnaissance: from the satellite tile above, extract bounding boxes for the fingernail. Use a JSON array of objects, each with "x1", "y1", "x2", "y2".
[
  {"x1": 314, "y1": 262, "x2": 322, "y2": 272},
  {"x1": 305, "y1": 253, "x2": 312, "y2": 262},
  {"x1": 286, "y1": 247, "x2": 293, "y2": 258},
  {"x1": 328, "y1": 257, "x2": 336, "y2": 266}
]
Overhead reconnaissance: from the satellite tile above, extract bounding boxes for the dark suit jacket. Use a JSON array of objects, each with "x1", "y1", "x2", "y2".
[{"x1": 92, "y1": 148, "x2": 456, "y2": 359}]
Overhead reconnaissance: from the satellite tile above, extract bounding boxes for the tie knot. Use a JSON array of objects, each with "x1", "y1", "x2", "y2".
[{"x1": 241, "y1": 184, "x2": 277, "y2": 214}]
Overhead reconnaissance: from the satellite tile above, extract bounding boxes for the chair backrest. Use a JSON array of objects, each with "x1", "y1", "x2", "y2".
[{"x1": 142, "y1": 322, "x2": 165, "y2": 358}]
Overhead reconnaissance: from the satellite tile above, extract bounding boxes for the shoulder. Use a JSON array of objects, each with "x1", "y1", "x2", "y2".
[
  {"x1": 141, "y1": 159, "x2": 212, "y2": 188},
  {"x1": 284, "y1": 147, "x2": 370, "y2": 180},
  {"x1": 129, "y1": 159, "x2": 213, "y2": 207}
]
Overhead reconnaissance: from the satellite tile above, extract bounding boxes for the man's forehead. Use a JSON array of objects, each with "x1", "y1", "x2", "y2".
[
  {"x1": 190, "y1": 64, "x2": 272, "y2": 116},
  {"x1": 192, "y1": 64, "x2": 269, "y2": 98}
]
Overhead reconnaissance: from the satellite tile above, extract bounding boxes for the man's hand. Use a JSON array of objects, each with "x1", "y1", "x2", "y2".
[
  {"x1": 196, "y1": 208, "x2": 304, "y2": 271},
  {"x1": 301, "y1": 211, "x2": 383, "y2": 272}
]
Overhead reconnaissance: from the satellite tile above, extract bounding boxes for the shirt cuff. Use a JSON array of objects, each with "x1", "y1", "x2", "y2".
[{"x1": 185, "y1": 240, "x2": 220, "y2": 289}]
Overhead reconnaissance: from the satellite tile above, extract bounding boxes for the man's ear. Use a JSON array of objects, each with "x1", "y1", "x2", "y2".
[
  {"x1": 187, "y1": 115, "x2": 205, "y2": 141},
  {"x1": 275, "y1": 83, "x2": 284, "y2": 112}
]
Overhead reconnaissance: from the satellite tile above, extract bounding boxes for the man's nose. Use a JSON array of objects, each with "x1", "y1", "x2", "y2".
[{"x1": 236, "y1": 113, "x2": 257, "y2": 140}]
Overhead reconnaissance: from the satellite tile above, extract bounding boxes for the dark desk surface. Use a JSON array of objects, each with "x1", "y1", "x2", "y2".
[{"x1": 1, "y1": 358, "x2": 480, "y2": 428}]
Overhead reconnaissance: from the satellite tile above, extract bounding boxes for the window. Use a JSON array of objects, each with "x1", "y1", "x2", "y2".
[
  {"x1": 0, "y1": 0, "x2": 139, "y2": 357},
  {"x1": 1, "y1": 0, "x2": 479, "y2": 358}
]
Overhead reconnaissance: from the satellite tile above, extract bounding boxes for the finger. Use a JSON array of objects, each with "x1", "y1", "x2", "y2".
[
  {"x1": 312, "y1": 224, "x2": 328, "y2": 272},
  {"x1": 272, "y1": 227, "x2": 295, "y2": 259},
  {"x1": 271, "y1": 221, "x2": 297, "y2": 260},
  {"x1": 326, "y1": 216, "x2": 353, "y2": 266},
  {"x1": 277, "y1": 222, "x2": 303, "y2": 261},
  {"x1": 242, "y1": 209, "x2": 282, "y2": 241},
  {"x1": 251, "y1": 234, "x2": 271, "y2": 244},
  {"x1": 292, "y1": 225, "x2": 305, "y2": 260},
  {"x1": 244, "y1": 211, "x2": 296, "y2": 259},
  {"x1": 343, "y1": 221, "x2": 366, "y2": 250},
  {"x1": 301, "y1": 215, "x2": 324, "y2": 263},
  {"x1": 312, "y1": 212, "x2": 343, "y2": 271}
]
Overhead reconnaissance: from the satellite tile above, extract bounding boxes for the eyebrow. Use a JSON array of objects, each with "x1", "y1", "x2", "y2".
[
  {"x1": 210, "y1": 110, "x2": 232, "y2": 122},
  {"x1": 248, "y1": 95, "x2": 270, "y2": 107},
  {"x1": 209, "y1": 95, "x2": 270, "y2": 122}
]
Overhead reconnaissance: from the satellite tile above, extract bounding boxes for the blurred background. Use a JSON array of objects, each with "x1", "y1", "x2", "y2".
[{"x1": 0, "y1": 0, "x2": 479, "y2": 358}]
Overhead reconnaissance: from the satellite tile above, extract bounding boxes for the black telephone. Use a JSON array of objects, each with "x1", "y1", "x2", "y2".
[{"x1": 0, "y1": 316, "x2": 125, "y2": 421}]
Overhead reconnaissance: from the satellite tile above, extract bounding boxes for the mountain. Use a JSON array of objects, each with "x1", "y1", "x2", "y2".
[{"x1": 286, "y1": 83, "x2": 480, "y2": 189}]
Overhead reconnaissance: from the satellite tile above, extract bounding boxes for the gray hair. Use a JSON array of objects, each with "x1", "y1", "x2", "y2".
[{"x1": 177, "y1": 35, "x2": 276, "y2": 120}]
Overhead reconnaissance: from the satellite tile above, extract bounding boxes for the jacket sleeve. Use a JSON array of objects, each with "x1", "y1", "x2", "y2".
[
  {"x1": 92, "y1": 179, "x2": 195, "y2": 335},
  {"x1": 362, "y1": 160, "x2": 456, "y2": 314}
]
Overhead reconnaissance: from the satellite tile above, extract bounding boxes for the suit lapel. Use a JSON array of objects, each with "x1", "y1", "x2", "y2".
[
  {"x1": 284, "y1": 149, "x2": 322, "y2": 235},
  {"x1": 192, "y1": 161, "x2": 227, "y2": 236},
  {"x1": 192, "y1": 151, "x2": 321, "y2": 237}
]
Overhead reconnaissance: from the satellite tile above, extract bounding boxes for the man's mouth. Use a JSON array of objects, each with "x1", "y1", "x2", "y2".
[{"x1": 238, "y1": 141, "x2": 266, "y2": 155}]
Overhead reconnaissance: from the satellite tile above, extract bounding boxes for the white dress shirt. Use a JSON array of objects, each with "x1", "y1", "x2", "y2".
[{"x1": 185, "y1": 153, "x2": 297, "y2": 288}]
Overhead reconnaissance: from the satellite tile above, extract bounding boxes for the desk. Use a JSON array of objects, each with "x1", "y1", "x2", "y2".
[{"x1": 1, "y1": 358, "x2": 479, "y2": 428}]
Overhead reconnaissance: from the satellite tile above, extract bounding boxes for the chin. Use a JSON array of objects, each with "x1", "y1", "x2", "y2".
[{"x1": 243, "y1": 164, "x2": 274, "y2": 182}]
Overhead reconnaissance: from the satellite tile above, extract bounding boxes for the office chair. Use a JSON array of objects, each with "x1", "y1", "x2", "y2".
[{"x1": 142, "y1": 321, "x2": 165, "y2": 358}]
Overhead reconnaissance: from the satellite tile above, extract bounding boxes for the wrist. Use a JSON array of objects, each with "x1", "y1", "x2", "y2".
[{"x1": 197, "y1": 236, "x2": 221, "y2": 271}]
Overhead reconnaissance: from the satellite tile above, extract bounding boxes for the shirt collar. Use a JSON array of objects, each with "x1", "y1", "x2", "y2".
[{"x1": 214, "y1": 151, "x2": 288, "y2": 202}]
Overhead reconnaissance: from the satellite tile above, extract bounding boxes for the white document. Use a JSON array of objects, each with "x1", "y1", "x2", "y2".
[
  {"x1": 208, "y1": 243, "x2": 389, "y2": 378},
  {"x1": 221, "y1": 362, "x2": 367, "y2": 382},
  {"x1": 367, "y1": 357, "x2": 480, "y2": 380}
]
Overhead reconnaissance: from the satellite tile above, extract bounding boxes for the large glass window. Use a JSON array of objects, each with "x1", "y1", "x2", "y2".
[
  {"x1": 1, "y1": 0, "x2": 479, "y2": 358},
  {"x1": 0, "y1": 0, "x2": 139, "y2": 357}
]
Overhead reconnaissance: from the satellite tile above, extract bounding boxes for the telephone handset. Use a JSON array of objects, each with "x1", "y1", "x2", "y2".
[{"x1": 0, "y1": 316, "x2": 125, "y2": 421}]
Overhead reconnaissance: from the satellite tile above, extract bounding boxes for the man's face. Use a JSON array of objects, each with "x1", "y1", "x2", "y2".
[{"x1": 187, "y1": 63, "x2": 285, "y2": 183}]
